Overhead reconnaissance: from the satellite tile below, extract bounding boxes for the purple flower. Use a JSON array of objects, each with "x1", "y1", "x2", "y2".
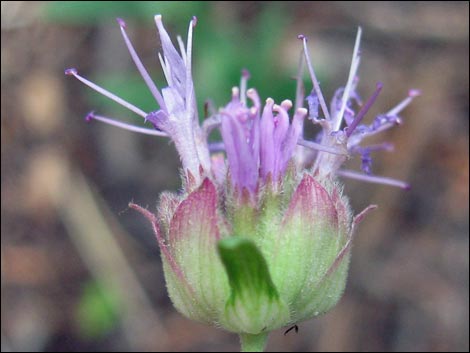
[
  {"x1": 66, "y1": 16, "x2": 419, "y2": 351},
  {"x1": 66, "y1": 16, "x2": 210, "y2": 186},
  {"x1": 65, "y1": 18, "x2": 418, "y2": 192}
]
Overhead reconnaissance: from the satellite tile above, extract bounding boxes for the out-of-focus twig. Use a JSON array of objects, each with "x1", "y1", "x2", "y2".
[{"x1": 57, "y1": 168, "x2": 168, "y2": 350}]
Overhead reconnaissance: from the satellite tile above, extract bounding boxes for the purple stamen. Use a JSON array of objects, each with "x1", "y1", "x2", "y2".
[
  {"x1": 299, "y1": 35, "x2": 331, "y2": 121},
  {"x1": 358, "y1": 142, "x2": 394, "y2": 153},
  {"x1": 337, "y1": 169, "x2": 410, "y2": 190},
  {"x1": 334, "y1": 27, "x2": 362, "y2": 131},
  {"x1": 65, "y1": 68, "x2": 148, "y2": 118},
  {"x1": 240, "y1": 69, "x2": 250, "y2": 105},
  {"x1": 297, "y1": 139, "x2": 347, "y2": 155},
  {"x1": 85, "y1": 111, "x2": 95, "y2": 122},
  {"x1": 346, "y1": 82, "x2": 383, "y2": 137},
  {"x1": 117, "y1": 17, "x2": 167, "y2": 110},
  {"x1": 294, "y1": 52, "x2": 305, "y2": 111},
  {"x1": 280, "y1": 99, "x2": 293, "y2": 111},
  {"x1": 246, "y1": 88, "x2": 261, "y2": 111},
  {"x1": 260, "y1": 98, "x2": 275, "y2": 179},
  {"x1": 64, "y1": 68, "x2": 78, "y2": 76},
  {"x1": 116, "y1": 17, "x2": 126, "y2": 28},
  {"x1": 176, "y1": 35, "x2": 187, "y2": 64},
  {"x1": 86, "y1": 112, "x2": 168, "y2": 136},
  {"x1": 409, "y1": 89, "x2": 421, "y2": 97},
  {"x1": 185, "y1": 16, "x2": 196, "y2": 112},
  {"x1": 220, "y1": 111, "x2": 258, "y2": 191},
  {"x1": 157, "y1": 52, "x2": 171, "y2": 85},
  {"x1": 386, "y1": 88, "x2": 421, "y2": 116},
  {"x1": 242, "y1": 68, "x2": 251, "y2": 79},
  {"x1": 279, "y1": 107, "x2": 307, "y2": 169}
]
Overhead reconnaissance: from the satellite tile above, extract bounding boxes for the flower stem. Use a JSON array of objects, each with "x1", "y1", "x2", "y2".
[{"x1": 239, "y1": 332, "x2": 269, "y2": 352}]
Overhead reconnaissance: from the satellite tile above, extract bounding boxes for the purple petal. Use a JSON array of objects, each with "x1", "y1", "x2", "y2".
[
  {"x1": 154, "y1": 15, "x2": 186, "y2": 92},
  {"x1": 259, "y1": 98, "x2": 275, "y2": 179},
  {"x1": 280, "y1": 108, "x2": 307, "y2": 173},
  {"x1": 220, "y1": 112, "x2": 258, "y2": 192}
]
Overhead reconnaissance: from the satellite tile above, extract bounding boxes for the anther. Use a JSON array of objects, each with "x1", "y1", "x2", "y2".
[
  {"x1": 408, "y1": 89, "x2": 421, "y2": 97},
  {"x1": 85, "y1": 111, "x2": 95, "y2": 122},
  {"x1": 116, "y1": 18, "x2": 126, "y2": 28},
  {"x1": 64, "y1": 68, "x2": 78, "y2": 76},
  {"x1": 242, "y1": 68, "x2": 251, "y2": 79},
  {"x1": 281, "y1": 100, "x2": 293, "y2": 110}
]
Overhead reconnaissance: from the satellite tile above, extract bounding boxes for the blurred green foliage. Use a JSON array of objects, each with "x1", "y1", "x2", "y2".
[
  {"x1": 75, "y1": 280, "x2": 121, "y2": 339},
  {"x1": 43, "y1": 1, "x2": 206, "y2": 25},
  {"x1": 44, "y1": 1, "x2": 298, "y2": 125}
]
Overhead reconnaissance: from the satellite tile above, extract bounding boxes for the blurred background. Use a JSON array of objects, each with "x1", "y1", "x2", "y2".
[{"x1": 1, "y1": 1, "x2": 468, "y2": 351}]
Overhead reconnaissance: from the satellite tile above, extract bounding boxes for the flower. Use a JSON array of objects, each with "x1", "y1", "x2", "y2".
[{"x1": 66, "y1": 15, "x2": 419, "y2": 351}]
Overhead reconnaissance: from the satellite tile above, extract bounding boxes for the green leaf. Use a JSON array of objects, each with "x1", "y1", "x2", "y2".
[
  {"x1": 75, "y1": 280, "x2": 120, "y2": 339},
  {"x1": 218, "y1": 237, "x2": 289, "y2": 334}
]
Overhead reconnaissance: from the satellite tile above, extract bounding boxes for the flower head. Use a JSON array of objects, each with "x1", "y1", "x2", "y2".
[{"x1": 66, "y1": 15, "x2": 418, "y2": 351}]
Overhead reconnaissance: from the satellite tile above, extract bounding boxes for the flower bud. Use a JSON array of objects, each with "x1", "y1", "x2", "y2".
[{"x1": 130, "y1": 170, "x2": 366, "y2": 338}]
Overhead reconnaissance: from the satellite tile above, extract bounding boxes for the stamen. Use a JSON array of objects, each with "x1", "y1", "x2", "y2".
[
  {"x1": 176, "y1": 35, "x2": 187, "y2": 64},
  {"x1": 246, "y1": 88, "x2": 260, "y2": 110},
  {"x1": 158, "y1": 52, "x2": 172, "y2": 85},
  {"x1": 281, "y1": 99, "x2": 293, "y2": 111},
  {"x1": 64, "y1": 68, "x2": 77, "y2": 76},
  {"x1": 231, "y1": 87, "x2": 240, "y2": 100},
  {"x1": 154, "y1": 14, "x2": 186, "y2": 88},
  {"x1": 358, "y1": 142, "x2": 394, "y2": 152},
  {"x1": 337, "y1": 169, "x2": 410, "y2": 189},
  {"x1": 362, "y1": 116, "x2": 402, "y2": 138},
  {"x1": 298, "y1": 35, "x2": 331, "y2": 120},
  {"x1": 240, "y1": 69, "x2": 250, "y2": 106},
  {"x1": 386, "y1": 89, "x2": 421, "y2": 116},
  {"x1": 297, "y1": 139, "x2": 348, "y2": 155},
  {"x1": 273, "y1": 104, "x2": 289, "y2": 144},
  {"x1": 346, "y1": 82, "x2": 383, "y2": 137},
  {"x1": 335, "y1": 27, "x2": 362, "y2": 131},
  {"x1": 294, "y1": 50, "x2": 305, "y2": 110},
  {"x1": 117, "y1": 18, "x2": 167, "y2": 111},
  {"x1": 65, "y1": 68, "x2": 147, "y2": 118},
  {"x1": 185, "y1": 16, "x2": 196, "y2": 112},
  {"x1": 85, "y1": 112, "x2": 167, "y2": 136},
  {"x1": 116, "y1": 17, "x2": 126, "y2": 29},
  {"x1": 260, "y1": 98, "x2": 276, "y2": 179},
  {"x1": 280, "y1": 108, "x2": 308, "y2": 168}
]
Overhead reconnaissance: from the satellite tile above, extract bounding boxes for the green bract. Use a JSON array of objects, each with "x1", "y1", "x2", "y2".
[{"x1": 131, "y1": 170, "x2": 374, "y2": 349}]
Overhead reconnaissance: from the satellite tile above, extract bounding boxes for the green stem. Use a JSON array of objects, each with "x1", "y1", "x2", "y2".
[{"x1": 239, "y1": 332, "x2": 269, "y2": 352}]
